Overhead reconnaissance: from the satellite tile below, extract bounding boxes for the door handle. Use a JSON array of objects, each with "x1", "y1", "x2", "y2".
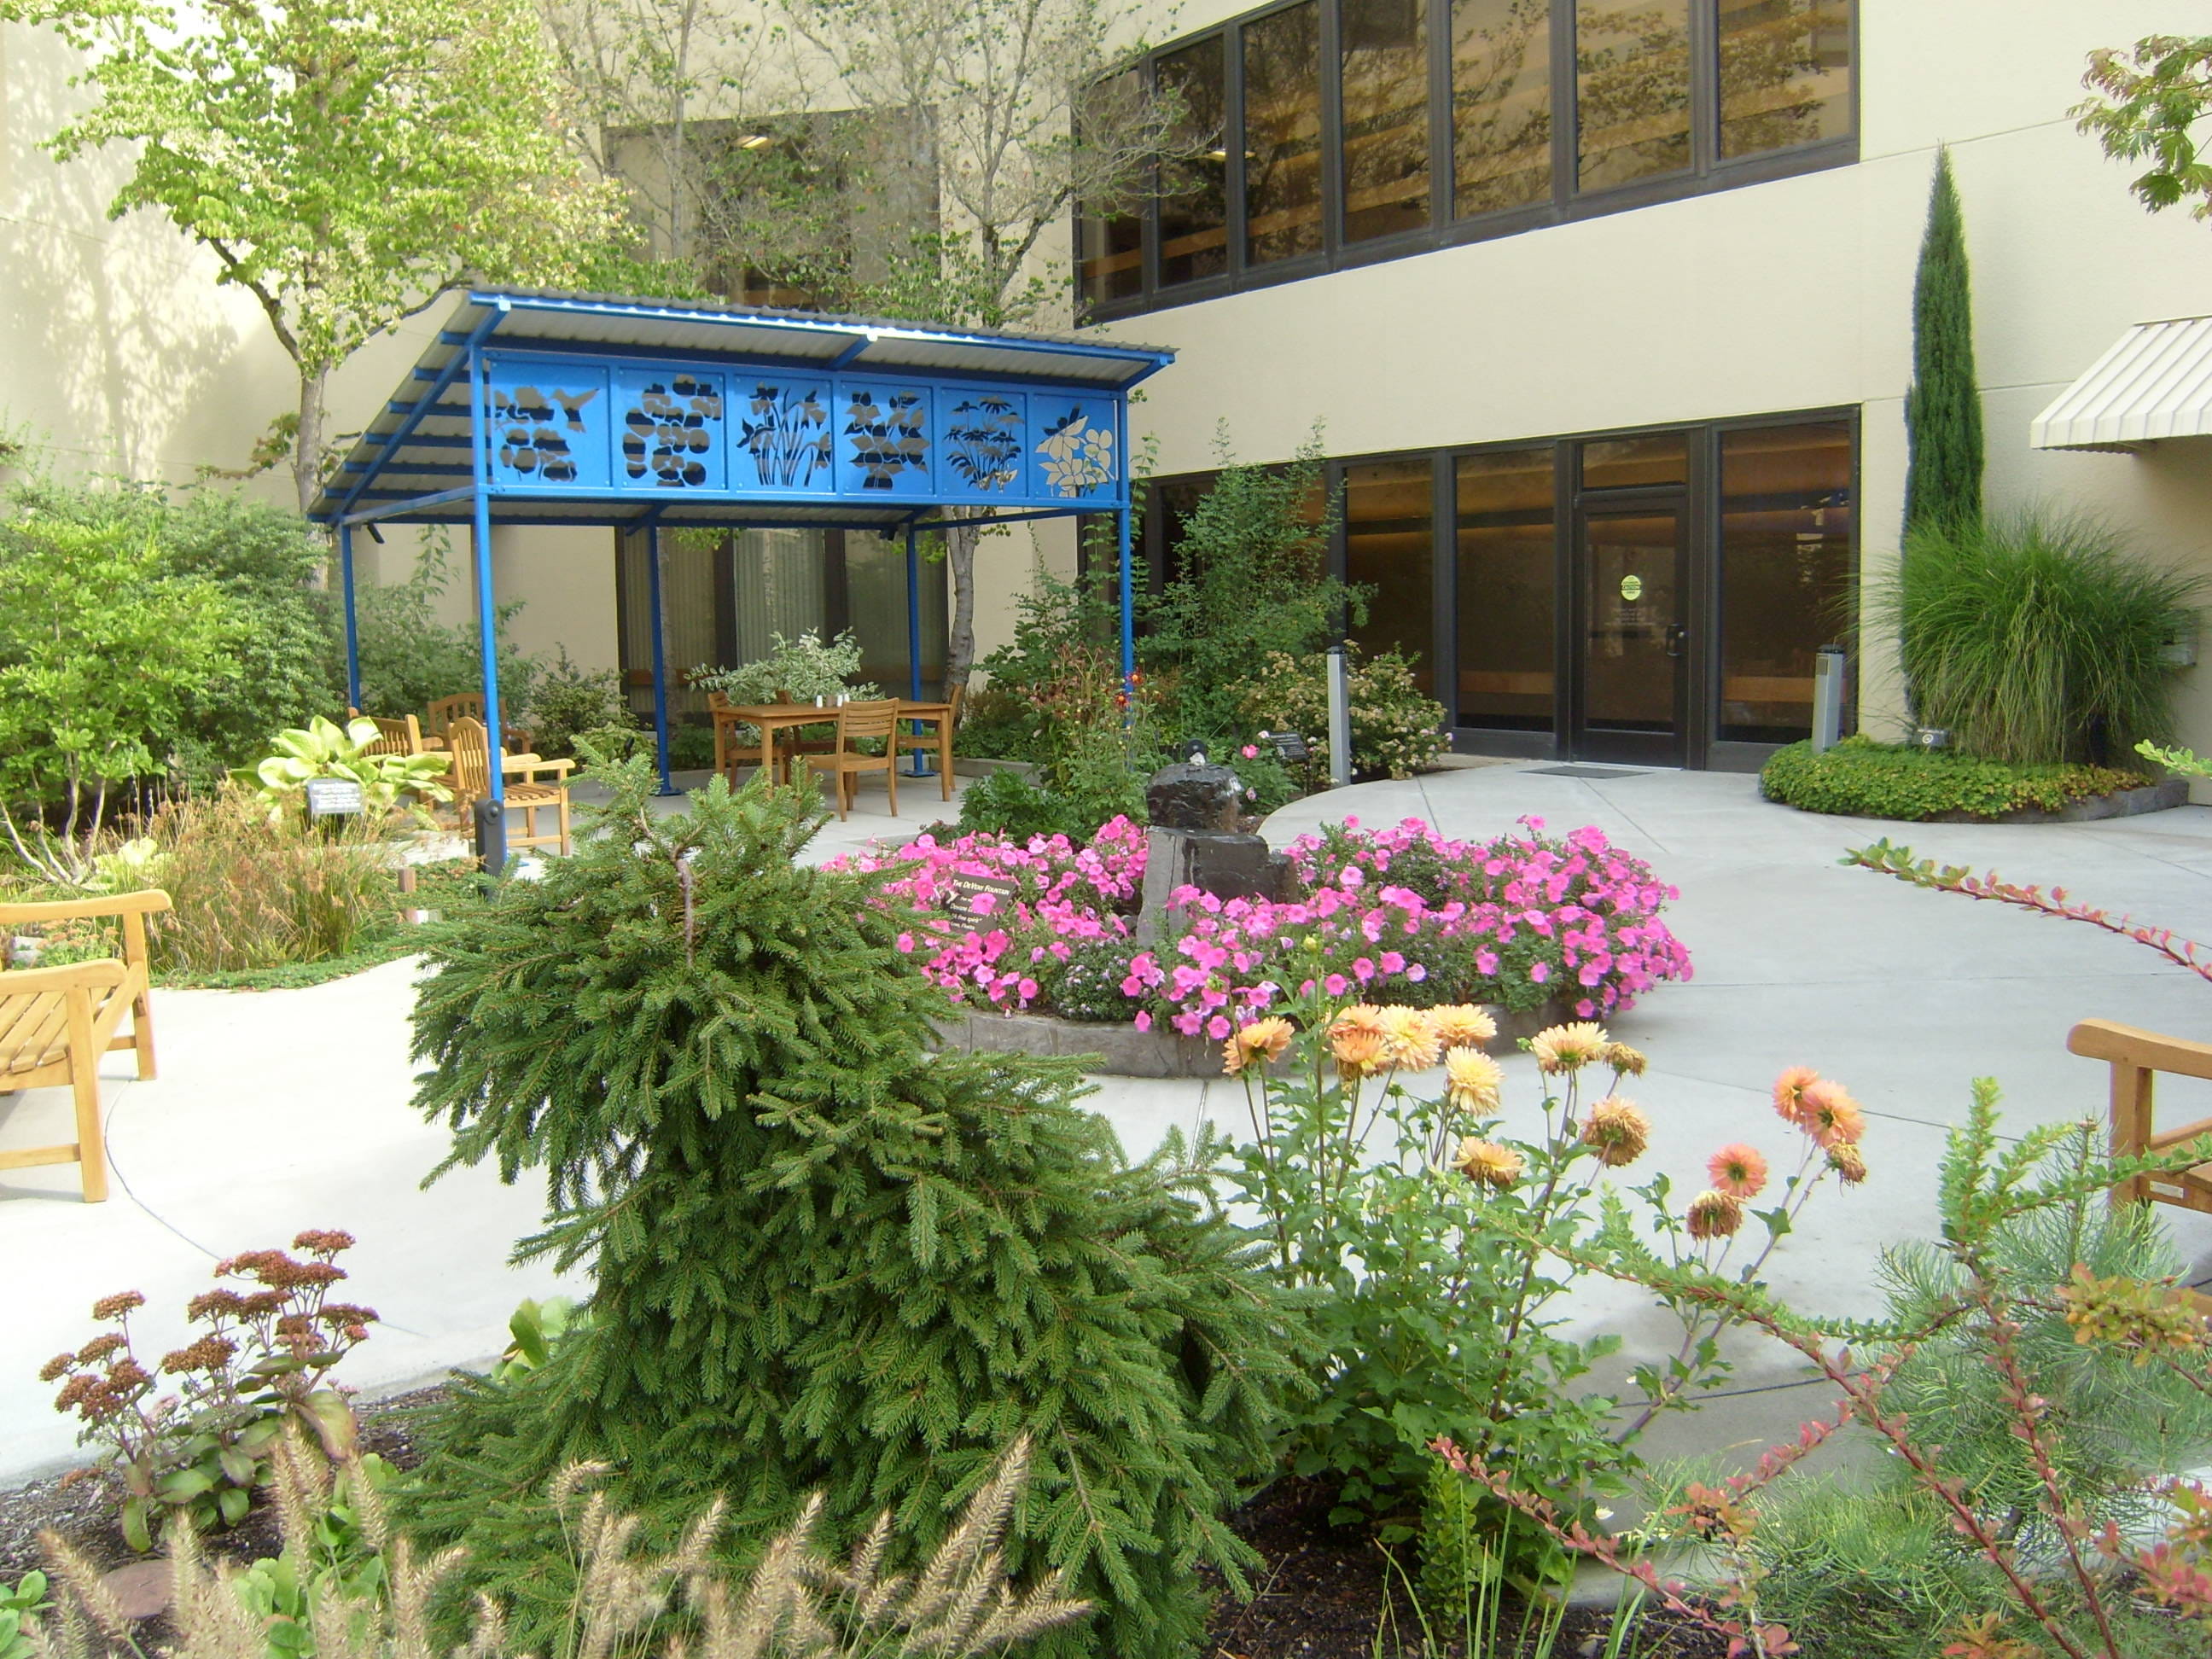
[{"x1": 1664, "y1": 625, "x2": 1687, "y2": 659}]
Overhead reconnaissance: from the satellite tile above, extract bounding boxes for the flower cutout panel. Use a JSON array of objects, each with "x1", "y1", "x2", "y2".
[
  {"x1": 486, "y1": 361, "x2": 609, "y2": 490},
  {"x1": 735, "y1": 380, "x2": 834, "y2": 492},
  {"x1": 838, "y1": 381, "x2": 933, "y2": 495},
  {"x1": 617, "y1": 370, "x2": 725, "y2": 492},
  {"x1": 935, "y1": 388, "x2": 1027, "y2": 499},
  {"x1": 1031, "y1": 399, "x2": 1119, "y2": 499}
]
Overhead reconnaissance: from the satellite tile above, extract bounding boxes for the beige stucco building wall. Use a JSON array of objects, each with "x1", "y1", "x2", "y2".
[{"x1": 1078, "y1": 0, "x2": 2212, "y2": 767}]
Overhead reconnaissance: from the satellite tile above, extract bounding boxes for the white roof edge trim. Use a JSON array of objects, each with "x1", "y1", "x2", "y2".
[{"x1": 2031, "y1": 315, "x2": 2212, "y2": 451}]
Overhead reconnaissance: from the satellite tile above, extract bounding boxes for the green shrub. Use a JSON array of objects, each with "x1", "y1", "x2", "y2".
[
  {"x1": 355, "y1": 539, "x2": 541, "y2": 724},
  {"x1": 403, "y1": 765, "x2": 1297, "y2": 1659},
  {"x1": 1873, "y1": 509, "x2": 2200, "y2": 765},
  {"x1": 527, "y1": 650, "x2": 636, "y2": 760},
  {"x1": 1244, "y1": 646, "x2": 1447, "y2": 781},
  {"x1": 953, "y1": 767, "x2": 1082, "y2": 841},
  {"x1": 1761, "y1": 736, "x2": 2151, "y2": 820},
  {"x1": 690, "y1": 627, "x2": 879, "y2": 707}
]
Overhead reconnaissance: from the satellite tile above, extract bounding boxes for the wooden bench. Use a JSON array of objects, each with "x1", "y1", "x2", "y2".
[
  {"x1": 2067, "y1": 1017, "x2": 2212, "y2": 1313},
  {"x1": 0, "y1": 889, "x2": 172, "y2": 1202}
]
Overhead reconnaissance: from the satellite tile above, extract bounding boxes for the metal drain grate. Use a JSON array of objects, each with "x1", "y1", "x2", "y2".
[{"x1": 1528, "y1": 765, "x2": 1650, "y2": 779}]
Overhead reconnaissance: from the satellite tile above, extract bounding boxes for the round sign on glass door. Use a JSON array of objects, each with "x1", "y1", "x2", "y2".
[{"x1": 1619, "y1": 573, "x2": 1644, "y2": 602}]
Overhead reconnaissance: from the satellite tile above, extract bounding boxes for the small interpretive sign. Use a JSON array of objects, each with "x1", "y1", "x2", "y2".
[
  {"x1": 944, "y1": 872, "x2": 1021, "y2": 924},
  {"x1": 305, "y1": 778, "x2": 366, "y2": 818},
  {"x1": 1260, "y1": 730, "x2": 1310, "y2": 764}
]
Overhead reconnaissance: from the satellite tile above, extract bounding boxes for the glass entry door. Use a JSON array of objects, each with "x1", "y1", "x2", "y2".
[{"x1": 1575, "y1": 504, "x2": 1686, "y2": 765}]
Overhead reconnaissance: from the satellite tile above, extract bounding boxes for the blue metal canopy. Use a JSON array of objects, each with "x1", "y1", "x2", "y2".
[{"x1": 309, "y1": 288, "x2": 1172, "y2": 860}]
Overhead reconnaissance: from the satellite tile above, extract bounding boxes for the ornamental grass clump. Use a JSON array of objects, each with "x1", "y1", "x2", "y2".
[
  {"x1": 402, "y1": 761, "x2": 1296, "y2": 1659},
  {"x1": 1874, "y1": 509, "x2": 2201, "y2": 765}
]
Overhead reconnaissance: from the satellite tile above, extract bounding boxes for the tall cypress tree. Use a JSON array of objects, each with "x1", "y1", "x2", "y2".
[
  {"x1": 1903, "y1": 147, "x2": 1985, "y2": 535},
  {"x1": 401, "y1": 763, "x2": 1297, "y2": 1659}
]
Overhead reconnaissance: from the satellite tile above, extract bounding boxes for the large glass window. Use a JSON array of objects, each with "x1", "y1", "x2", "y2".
[
  {"x1": 1157, "y1": 38, "x2": 1230, "y2": 286},
  {"x1": 1243, "y1": 2, "x2": 1325, "y2": 266},
  {"x1": 1082, "y1": 1, "x2": 1855, "y2": 318},
  {"x1": 1452, "y1": 0, "x2": 1552, "y2": 218},
  {"x1": 1718, "y1": 0, "x2": 1853, "y2": 159},
  {"x1": 1344, "y1": 457, "x2": 1436, "y2": 692},
  {"x1": 1341, "y1": 0, "x2": 1431, "y2": 243},
  {"x1": 1718, "y1": 422, "x2": 1852, "y2": 743},
  {"x1": 1582, "y1": 431, "x2": 1686, "y2": 490},
  {"x1": 1076, "y1": 69, "x2": 1147, "y2": 305},
  {"x1": 1456, "y1": 447, "x2": 1556, "y2": 731},
  {"x1": 1575, "y1": 0, "x2": 1692, "y2": 191}
]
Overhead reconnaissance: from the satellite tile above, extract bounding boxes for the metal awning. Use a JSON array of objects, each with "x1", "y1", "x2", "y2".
[
  {"x1": 2030, "y1": 315, "x2": 2212, "y2": 452},
  {"x1": 310, "y1": 288, "x2": 1171, "y2": 849}
]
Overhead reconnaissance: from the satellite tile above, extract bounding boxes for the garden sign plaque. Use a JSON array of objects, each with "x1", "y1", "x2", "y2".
[
  {"x1": 1260, "y1": 730, "x2": 1310, "y2": 764},
  {"x1": 305, "y1": 779, "x2": 365, "y2": 818},
  {"x1": 944, "y1": 873, "x2": 1021, "y2": 925}
]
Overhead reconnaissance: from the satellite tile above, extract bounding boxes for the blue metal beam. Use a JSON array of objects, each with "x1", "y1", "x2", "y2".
[
  {"x1": 469, "y1": 343, "x2": 506, "y2": 835},
  {"x1": 912, "y1": 505, "x2": 1091, "y2": 532},
  {"x1": 340, "y1": 522, "x2": 361, "y2": 711},
  {"x1": 439, "y1": 336, "x2": 1140, "y2": 396},
  {"x1": 345, "y1": 304, "x2": 505, "y2": 516},
  {"x1": 338, "y1": 486, "x2": 479, "y2": 527}
]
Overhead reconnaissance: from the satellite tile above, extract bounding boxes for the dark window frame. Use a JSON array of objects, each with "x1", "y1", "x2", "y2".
[
  {"x1": 1140, "y1": 403, "x2": 1858, "y2": 771},
  {"x1": 1076, "y1": 0, "x2": 1857, "y2": 320}
]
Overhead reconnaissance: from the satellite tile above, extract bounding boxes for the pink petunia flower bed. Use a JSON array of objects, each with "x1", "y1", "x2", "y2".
[{"x1": 835, "y1": 813, "x2": 1692, "y2": 1038}]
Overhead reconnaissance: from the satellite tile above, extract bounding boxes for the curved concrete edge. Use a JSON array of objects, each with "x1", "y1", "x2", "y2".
[
  {"x1": 1928, "y1": 777, "x2": 2190, "y2": 825},
  {"x1": 933, "y1": 996, "x2": 1582, "y2": 1078}
]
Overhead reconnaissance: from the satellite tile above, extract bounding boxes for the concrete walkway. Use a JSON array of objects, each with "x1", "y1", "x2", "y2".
[{"x1": 7, "y1": 763, "x2": 2211, "y2": 1482}]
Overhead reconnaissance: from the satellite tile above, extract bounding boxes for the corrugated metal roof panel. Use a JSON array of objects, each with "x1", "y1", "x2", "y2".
[{"x1": 2031, "y1": 316, "x2": 2212, "y2": 451}]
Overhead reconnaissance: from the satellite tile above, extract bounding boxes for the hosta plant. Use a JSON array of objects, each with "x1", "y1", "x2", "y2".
[{"x1": 235, "y1": 716, "x2": 451, "y2": 819}]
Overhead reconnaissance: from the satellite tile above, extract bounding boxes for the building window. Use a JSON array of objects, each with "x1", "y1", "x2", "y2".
[
  {"x1": 1451, "y1": 0, "x2": 1553, "y2": 218},
  {"x1": 1342, "y1": 0, "x2": 1432, "y2": 243},
  {"x1": 1158, "y1": 38, "x2": 1230, "y2": 287},
  {"x1": 1080, "y1": 0, "x2": 1854, "y2": 318},
  {"x1": 1717, "y1": 421, "x2": 1852, "y2": 743},
  {"x1": 1455, "y1": 445, "x2": 1556, "y2": 731},
  {"x1": 1344, "y1": 457, "x2": 1436, "y2": 692},
  {"x1": 1076, "y1": 70, "x2": 1147, "y2": 306},
  {"x1": 1244, "y1": 1, "x2": 1325, "y2": 266}
]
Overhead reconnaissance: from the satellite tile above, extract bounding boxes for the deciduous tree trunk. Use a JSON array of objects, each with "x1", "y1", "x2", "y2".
[
  {"x1": 943, "y1": 522, "x2": 978, "y2": 701},
  {"x1": 294, "y1": 367, "x2": 329, "y2": 520}
]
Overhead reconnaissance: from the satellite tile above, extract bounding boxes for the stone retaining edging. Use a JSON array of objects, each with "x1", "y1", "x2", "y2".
[
  {"x1": 934, "y1": 996, "x2": 1582, "y2": 1080},
  {"x1": 1926, "y1": 777, "x2": 2189, "y2": 825}
]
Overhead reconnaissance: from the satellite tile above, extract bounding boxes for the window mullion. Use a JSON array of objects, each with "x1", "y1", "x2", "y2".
[
  {"x1": 1549, "y1": 0, "x2": 1578, "y2": 207},
  {"x1": 1689, "y1": 0, "x2": 1719, "y2": 176}
]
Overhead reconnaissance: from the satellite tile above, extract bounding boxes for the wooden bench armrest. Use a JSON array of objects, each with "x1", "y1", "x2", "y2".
[
  {"x1": 2068, "y1": 1017, "x2": 2212, "y2": 1082},
  {"x1": 0, "y1": 888, "x2": 173, "y2": 927},
  {"x1": 2146, "y1": 1122, "x2": 2212, "y2": 1155},
  {"x1": 0, "y1": 957, "x2": 135, "y2": 993}
]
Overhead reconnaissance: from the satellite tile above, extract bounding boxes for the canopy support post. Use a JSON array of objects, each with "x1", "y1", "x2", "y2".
[
  {"x1": 469, "y1": 343, "x2": 506, "y2": 875},
  {"x1": 905, "y1": 521, "x2": 930, "y2": 776},
  {"x1": 339, "y1": 521, "x2": 361, "y2": 713},
  {"x1": 1117, "y1": 505, "x2": 1135, "y2": 712},
  {"x1": 648, "y1": 522, "x2": 675, "y2": 795}
]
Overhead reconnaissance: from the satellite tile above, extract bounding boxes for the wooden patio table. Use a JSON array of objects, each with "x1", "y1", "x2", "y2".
[{"x1": 713, "y1": 701, "x2": 955, "y2": 800}]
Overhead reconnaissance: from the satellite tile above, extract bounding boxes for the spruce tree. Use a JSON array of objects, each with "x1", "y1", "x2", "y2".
[
  {"x1": 1903, "y1": 147, "x2": 1985, "y2": 536},
  {"x1": 402, "y1": 761, "x2": 1297, "y2": 1659}
]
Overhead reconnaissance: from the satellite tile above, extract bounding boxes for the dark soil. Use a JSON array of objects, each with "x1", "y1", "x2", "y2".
[{"x1": 2, "y1": 1388, "x2": 1723, "y2": 1659}]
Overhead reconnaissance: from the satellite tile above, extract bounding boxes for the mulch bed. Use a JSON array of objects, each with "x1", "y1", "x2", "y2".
[{"x1": 1, "y1": 1387, "x2": 1726, "y2": 1658}]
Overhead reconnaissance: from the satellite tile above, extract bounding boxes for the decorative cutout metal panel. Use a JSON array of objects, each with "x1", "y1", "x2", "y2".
[
  {"x1": 1031, "y1": 397, "x2": 1119, "y2": 500},
  {"x1": 477, "y1": 354, "x2": 1125, "y2": 508},
  {"x1": 936, "y1": 388, "x2": 1027, "y2": 500},
  {"x1": 617, "y1": 369, "x2": 725, "y2": 492},
  {"x1": 734, "y1": 378, "x2": 835, "y2": 493},
  {"x1": 487, "y1": 360, "x2": 610, "y2": 490}
]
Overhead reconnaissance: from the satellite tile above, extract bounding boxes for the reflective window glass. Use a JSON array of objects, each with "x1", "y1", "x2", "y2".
[
  {"x1": 1243, "y1": 1, "x2": 1324, "y2": 266},
  {"x1": 1452, "y1": 0, "x2": 1552, "y2": 218},
  {"x1": 1719, "y1": 0, "x2": 1853, "y2": 159},
  {"x1": 1581, "y1": 431, "x2": 1687, "y2": 490},
  {"x1": 1344, "y1": 457, "x2": 1436, "y2": 695},
  {"x1": 1575, "y1": 0, "x2": 1691, "y2": 192},
  {"x1": 1075, "y1": 69, "x2": 1147, "y2": 305},
  {"x1": 1341, "y1": 0, "x2": 1431, "y2": 243},
  {"x1": 1456, "y1": 447, "x2": 1556, "y2": 731},
  {"x1": 1718, "y1": 422, "x2": 1853, "y2": 743},
  {"x1": 1158, "y1": 39, "x2": 1230, "y2": 285}
]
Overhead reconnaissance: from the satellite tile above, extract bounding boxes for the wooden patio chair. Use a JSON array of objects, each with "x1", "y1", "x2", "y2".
[
  {"x1": 362, "y1": 713, "x2": 429, "y2": 756},
  {"x1": 801, "y1": 699, "x2": 901, "y2": 821},
  {"x1": 448, "y1": 716, "x2": 575, "y2": 856},
  {"x1": 2067, "y1": 1017, "x2": 2212, "y2": 1313},
  {"x1": 0, "y1": 888, "x2": 172, "y2": 1202},
  {"x1": 424, "y1": 695, "x2": 482, "y2": 741}
]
